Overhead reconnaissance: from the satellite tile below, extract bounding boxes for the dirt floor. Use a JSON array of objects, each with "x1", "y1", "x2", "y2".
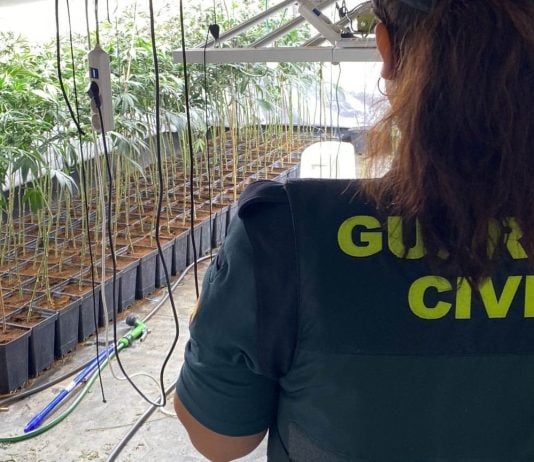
[{"x1": 0, "y1": 261, "x2": 267, "y2": 461}]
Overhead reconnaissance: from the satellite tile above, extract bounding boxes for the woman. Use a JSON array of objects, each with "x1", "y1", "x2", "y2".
[{"x1": 175, "y1": 1, "x2": 534, "y2": 460}]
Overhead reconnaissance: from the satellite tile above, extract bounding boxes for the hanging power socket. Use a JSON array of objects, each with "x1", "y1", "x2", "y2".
[{"x1": 88, "y1": 44, "x2": 114, "y2": 133}]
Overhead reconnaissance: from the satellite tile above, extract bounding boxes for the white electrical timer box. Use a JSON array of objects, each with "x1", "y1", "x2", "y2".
[{"x1": 88, "y1": 44, "x2": 114, "y2": 133}]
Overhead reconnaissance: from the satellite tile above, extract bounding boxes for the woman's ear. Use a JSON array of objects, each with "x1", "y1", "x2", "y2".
[{"x1": 375, "y1": 22, "x2": 395, "y2": 79}]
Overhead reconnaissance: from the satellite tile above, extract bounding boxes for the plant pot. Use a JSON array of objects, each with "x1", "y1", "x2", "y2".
[
  {"x1": 36, "y1": 292, "x2": 81, "y2": 358},
  {"x1": 0, "y1": 273, "x2": 35, "y2": 291},
  {"x1": 16, "y1": 259, "x2": 58, "y2": 278},
  {"x1": 7, "y1": 307, "x2": 58, "y2": 378},
  {"x1": 0, "y1": 325, "x2": 31, "y2": 394},
  {"x1": 212, "y1": 206, "x2": 229, "y2": 247},
  {"x1": 60, "y1": 279, "x2": 100, "y2": 342},
  {"x1": 3, "y1": 288, "x2": 44, "y2": 310},
  {"x1": 172, "y1": 228, "x2": 189, "y2": 276},
  {"x1": 98, "y1": 274, "x2": 119, "y2": 327},
  {"x1": 178, "y1": 216, "x2": 211, "y2": 262},
  {"x1": 47, "y1": 262, "x2": 85, "y2": 280},
  {"x1": 154, "y1": 239, "x2": 175, "y2": 289},
  {"x1": 98, "y1": 256, "x2": 139, "y2": 312},
  {"x1": 124, "y1": 245, "x2": 158, "y2": 299},
  {"x1": 0, "y1": 291, "x2": 18, "y2": 324},
  {"x1": 185, "y1": 221, "x2": 203, "y2": 264},
  {"x1": 196, "y1": 212, "x2": 216, "y2": 256},
  {"x1": 228, "y1": 201, "x2": 239, "y2": 223},
  {"x1": 286, "y1": 163, "x2": 301, "y2": 178}
]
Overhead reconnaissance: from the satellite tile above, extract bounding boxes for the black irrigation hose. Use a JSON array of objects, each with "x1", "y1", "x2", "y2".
[
  {"x1": 106, "y1": 378, "x2": 176, "y2": 462},
  {"x1": 0, "y1": 361, "x2": 88, "y2": 408}
]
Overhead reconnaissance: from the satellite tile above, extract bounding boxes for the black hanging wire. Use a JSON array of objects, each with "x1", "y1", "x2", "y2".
[
  {"x1": 336, "y1": 0, "x2": 354, "y2": 32},
  {"x1": 55, "y1": 0, "x2": 86, "y2": 137},
  {"x1": 97, "y1": 0, "x2": 182, "y2": 408},
  {"x1": 203, "y1": 26, "x2": 216, "y2": 261},
  {"x1": 180, "y1": 0, "x2": 200, "y2": 297},
  {"x1": 89, "y1": 0, "x2": 120, "y2": 409},
  {"x1": 66, "y1": 0, "x2": 106, "y2": 402},
  {"x1": 57, "y1": 0, "x2": 106, "y2": 400},
  {"x1": 148, "y1": 0, "x2": 183, "y2": 395},
  {"x1": 94, "y1": 104, "x2": 121, "y2": 400}
]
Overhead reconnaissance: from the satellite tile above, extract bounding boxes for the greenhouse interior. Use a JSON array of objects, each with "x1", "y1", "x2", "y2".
[
  {"x1": 2, "y1": 0, "x2": 529, "y2": 461},
  {"x1": 0, "y1": 0, "x2": 382, "y2": 458}
]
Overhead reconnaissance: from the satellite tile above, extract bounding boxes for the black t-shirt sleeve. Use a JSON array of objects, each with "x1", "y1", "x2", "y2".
[
  {"x1": 176, "y1": 216, "x2": 279, "y2": 436},
  {"x1": 238, "y1": 180, "x2": 298, "y2": 379},
  {"x1": 176, "y1": 180, "x2": 298, "y2": 436}
]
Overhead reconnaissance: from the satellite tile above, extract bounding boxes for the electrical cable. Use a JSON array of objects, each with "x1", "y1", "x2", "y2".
[
  {"x1": 179, "y1": 0, "x2": 200, "y2": 298},
  {"x1": 54, "y1": 0, "x2": 85, "y2": 137},
  {"x1": 65, "y1": 0, "x2": 106, "y2": 402},
  {"x1": 92, "y1": 98, "x2": 162, "y2": 407},
  {"x1": 106, "y1": 255, "x2": 212, "y2": 461},
  {"x1": 212, "y1": 0, "x2": 217, "y2": 25},
  {"x1": 93, "y1": 100, "x2": 122, "y2": 395},
  {"x1": 318, "y1": 64, "x2": 324, "y2": 175},
  {"x1": 146, "y1": 0, "x2": 182, "y2": 380},
  {"x1": 100, "y1": 0, "x2": 182, "y2": 409},
  {"x1": 97, "y1": 2, "x2": 158, "y2": 395},
  {"x1": 89, "y1": 117, "x2": 114, "y2": 400},
  {"x1": 0, "y1": 0, "x2": 214, "y2": 419},
  {"x1": 203, "y1": 26, "x2": 215, "y2": 260},
  {"x1": 329, "y1": 62, "x2": 334, "y2": 177},
  {"x1": 85, "y1": 74, "x2": 116, "y2": 395},
  {"x1": 106, "y1": 373, "x2": 176, "y2": 462}
]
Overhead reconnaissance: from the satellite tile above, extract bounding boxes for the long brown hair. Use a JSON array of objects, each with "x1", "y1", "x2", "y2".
[{"x1": 364, "y1": 0, "x2": 534, "y2": 283}]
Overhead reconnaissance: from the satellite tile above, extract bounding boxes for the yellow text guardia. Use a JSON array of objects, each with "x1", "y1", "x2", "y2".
[{"x1": 337, "y1": 216, "x2": 531, "y2": 320}]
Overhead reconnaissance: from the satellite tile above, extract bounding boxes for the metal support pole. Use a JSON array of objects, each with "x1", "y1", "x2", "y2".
[
  {"x1": 195, "y1": 0, "x2": 295, "y2": 48},
  {"x1": 250, "y1": 0, "x2": 336, "y2": 48}
]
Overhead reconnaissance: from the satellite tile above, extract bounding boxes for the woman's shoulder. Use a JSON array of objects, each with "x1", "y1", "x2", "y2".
[{"x1": 238, "y1": 178, "x2": 380, "y2": 219}]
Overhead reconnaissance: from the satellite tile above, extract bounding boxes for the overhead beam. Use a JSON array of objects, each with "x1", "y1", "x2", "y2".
[{"x1": 173, "y1": 42, "x2": 379, "y2": 64}]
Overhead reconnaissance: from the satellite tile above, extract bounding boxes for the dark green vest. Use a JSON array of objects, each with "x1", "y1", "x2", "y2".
[{"x1": 266, "y1": 179, "x2": 534, "y2": 461}]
